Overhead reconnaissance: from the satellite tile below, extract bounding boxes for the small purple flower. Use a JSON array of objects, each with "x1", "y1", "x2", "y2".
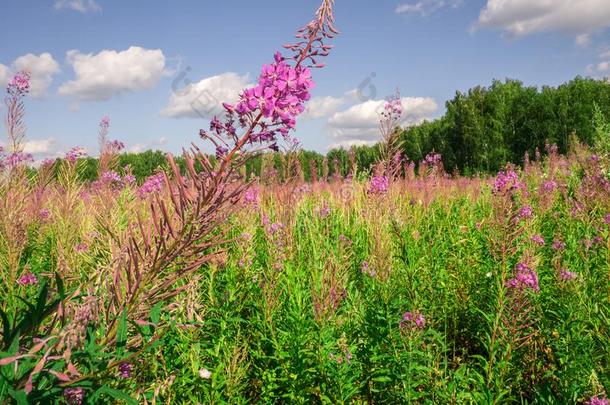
[
  {"x1": 99, "y1": 116, "x2": 110, "y2": 129},
  {"x1": 516, "y1": 205, "x2": 533, "y2": 221},
  {"x1": 101, "y1": 170, "x2": 122, "y2": 185},
  {"x1": 118, "y1": 362, "x2": 132, "y2": 378},
  {"x1": 559, "y1": 269, "x2": 578, "y2": 281},
  {"x1": 17, "y1": 272, "x2": 38, "y2": 286},
  {"x1": 531, "y1": 235, "x2": 545, "y2": 246},
  {"x1": 414, "y1": 313, "x2": 426, "y2": 329},
  {"x1": 492, "y1": 169, "x2": 522, "y2": 195},
  {"x1": 5, "y1": 152, "x2": 34, "y2": 168},
  {"x1": 243, "y1": 187, "x2": 260, "y2": 207},
  {"x1": 65, "y1": 147, "x2": 87, "y2": 163},
  {"x1": 369, "y1": 175, "x2": 389, "y2": 195},
  {"x1": 106, "y1": 139, "x2": 125, "y2": 152},
  {"x1": 360, "y1": 261, "x2": 376, "y2": 277},
  {"x1": 588, "y1": 396, "x2": 609, "y2": 405},
  {"x1": 318, "y1": 205, "x2": 331, "y2": 218},
  {"x1": 123, "y1": 174, "x2": 136, "y2": 185},
  {"x1": 552, "y1": 240, "x2": 566, "y2": 251},
  {"x1": 8, "y1": 72, "x2": 31, "y2": 94},
  {"x1": 41, "y1": 157, "x2": 56, "y2": 167},
  {"x1": 541, "y1": 180, "x2": 557, "y2": 193},
  {"x1": 506, "y1": 263, "x2": 539, "y2": 292},
  {"x1": 604, "y1": 214, "x2": 610, "y2": 225},
  {"x1": 270, "y1": 222, "x2": 283, "y2": 235},
  {"x1": 215, "y1": 145, "x2": 229, "y2": 159},
  {"x1": 138, "y1": 173, "x2": 165, "y2": 197},
  {"x1": 39, "y1": 208, "x2": 50, "y2": 221},
  {"x1": 400, "y1": 311, "x2": 426, "y2": 330},
  {"x1": 423, "y1": 152, "x2": 442, "y2": 166},
  {"x1": 74, "y1": 243, "x2": 89, "y2": 253},
  {"x1": 64, "y1": 387, "x2": 84, "y2": 405}
]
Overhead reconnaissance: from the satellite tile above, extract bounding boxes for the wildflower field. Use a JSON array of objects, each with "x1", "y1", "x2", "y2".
[{"x1": 1, "y1": 0, "x2": 610, "y2": 404}]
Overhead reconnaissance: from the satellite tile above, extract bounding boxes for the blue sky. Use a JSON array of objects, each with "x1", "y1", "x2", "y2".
[{"x1": 1, "y1": 0, "x2": 610, "y2": 159}]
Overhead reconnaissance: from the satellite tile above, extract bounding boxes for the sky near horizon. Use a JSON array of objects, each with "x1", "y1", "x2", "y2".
[{"x1": 1, "y1": 0, "x2": 610, "y2": 160}]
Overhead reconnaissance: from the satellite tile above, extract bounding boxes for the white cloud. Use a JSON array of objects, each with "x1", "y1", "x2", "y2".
[
  {"x1": 129, "y1": 143, "x2": 146, "y2": 153},
  {"x1": 327, "y1": 97, "x2": 438, "y2": 142},
  {"x1": 54, "y1": 0, "x2": 101, "y2": 13},
  {"x1": 597, "y1": 61, "x2": 610, "y2": 73},
  {"x1": 23, "y1": 139, "x2": 55, "y2": 154},
  {"x1": 477, "y1": 0, "x2": 610, "y2": 39},
  {"x1": 575, "y1": 34, "x2": 591, "y2": 47},
  {"x1": 396, "y1": 0, "x2": 463, "y2": 16},
  {"x1": 327, "y1": 139, "x2": 377, "y2": 150},
  {"x1": 0, "y1": 64, "x2": 10, "y2": 89},
  {"x1": 59, "y1": 46, "x2": 166, "y2": 101},
  {"x1": 0, "y1": 53, "x2": 60, "y2": 98},
  {"x1": 160, "y1": 72, "x2": 250, "y2": 119},
  {"x1": 12, "y1": 53, "x2": 61, "y2": 98},
  {"x1": 302, "y1": 96, "x2": 345, "y2": 120}
]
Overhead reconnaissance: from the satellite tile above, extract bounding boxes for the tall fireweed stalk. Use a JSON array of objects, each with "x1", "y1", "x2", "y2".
[
  {"x1": 378, "y1": 91, "x2": 404, "y2": 178},
  {"x1": 4, "y1": 71, "x2": 30, "y2": 153},
  {"x1": 0, "y1": 72, "x2": 35, "y2": 305},
  {"x1": 0, "y1": 1, "x2": 338, "y2": 402}
]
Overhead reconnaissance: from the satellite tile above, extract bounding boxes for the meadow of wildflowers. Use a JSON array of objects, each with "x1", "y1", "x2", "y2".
[{"x1": 1, "y1": 1, "x2": 610, "y2": 404}]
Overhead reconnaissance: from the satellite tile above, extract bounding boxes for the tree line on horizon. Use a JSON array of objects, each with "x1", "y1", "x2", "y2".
[{"x1": 70, "y1": 76, "x2": 610, "y2": 182}]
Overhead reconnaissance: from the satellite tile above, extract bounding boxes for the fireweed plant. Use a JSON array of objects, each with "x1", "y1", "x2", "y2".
[
  {"x1": 0, "y1": 1, "x2": 338, "y2": 403},
  {"x1": 0, "y1": 4, "x2": 609, "y2": 405}
]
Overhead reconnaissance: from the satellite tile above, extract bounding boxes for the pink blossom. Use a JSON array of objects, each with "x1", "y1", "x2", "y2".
[
  {"x1": 17, "y1": 272, "x2": 38, "y2": 286},
  {"x1": 138, "y1": 173, "x2": 165, "y2": 197},
  {"x1": 552, "y1": 239, "x2": 566, "y2": 251},
  {"x1": 369, "y1": 175, "x2": 389, "y2": 195},
  {"x1": 118, "y1": 362, "x2": 132, "y2": 378},
  {"x1": 65, "y1": 147, "x2": 87, "y2": 163},
  {"x1": 106, "y1": 140, "x2": 125, "y2": 152},
  {"x1": 559, "y1": 269, "x2": 578, "y2": 281},
  {"x1": 101, "y1": 171, "x2": 122, "y2": 184},
  {"x1": 270, "y1": 222, "x2": 283, "y2": 235},
  {"x1": 400, "y1": 311, "x2": 426, "y2": 330},
  {"x1": 541, "y1": 180, "x2": 557, "y2": 193},
  {"x1": 531, "y1": 235, "x2": 545, "y2": 246},
  {"x1": 39, "y1": 209, "x2": 50, "y2": 221},
  {"x1": 516, "y1": 205, "x2": 533, "y2": 221},
  {"x1": 8, "y1": 71, "x2": 31, "y2": 95},
  {"x1": 424, "y1": 153, "x2": 442, "y2": 166},
  {"x1": 318, "y1": 205, "x2": 331, "y2": 218},
  {"x1": 588, "y1": 396, "x2": 609, "y2": 405},
  {"x1": 5, "y1": 152, "x2": 33, "y2": 168},
  {"x1": 506, "y1": 263, "x2": 539, "y2": 292},
  {"x1": 243, "y1": 187, "x2": 260, "y2": 207},
  {"x1": 64, "y1": 387, "x2": 84, "y2": 405},
  {"x1": 493, "y1": 169, "x2": 522, "y2": 195},
  {"x1": 100, "y1": 116, "x2": 110, "y2": 129},
  {"x1": 74, "y1": 243, "x2": 89, "y2": 253}
]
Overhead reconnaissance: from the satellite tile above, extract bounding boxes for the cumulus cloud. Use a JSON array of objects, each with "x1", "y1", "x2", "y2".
[
  {"x1": 160, "y1": 72, "x2": 250, "y2": 119},
  {"x1": 302, "y1": 96, "x2": 346, "y2": 120},
  {"x1": 327, "y1": 97, "x2": 438, "y2": 143},
  {"x1": 477, "y1": 0, "x2": 610, "y2": 39},
  {"x1": 13, "y1": 53, "x2": 61, "y2": 98},
  {"x1": 327, "y1": 139, "x2": 378, "y2": 150},
  {"x1": 0, "y1": 53, "x2": 60, "y2": 98},
  {"x1": 23, "y1": 139, "x2": 56, "y2": 154},
  {"x1": 0, "y1": 64, "x2": 10, "y2": 89},
  {"x1": 396, "y1": 0, "x2": 463, "y2": 16},
  {"x1": 54, "y1": 0, "x2": 101, "y2": 13},
  {"x1": 59, "y1": 46, "x2": 166, "y2": 101}
]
